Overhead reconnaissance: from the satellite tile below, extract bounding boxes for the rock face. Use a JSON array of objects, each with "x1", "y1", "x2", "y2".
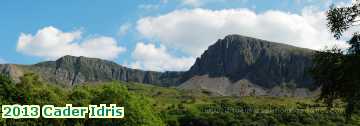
[
  {"x1": 0, "y1": 56, "x2": 183, "y2": 86},
  {"x1": 178, "y1": 75, "x2": 267, "y2": 96},
  {"x1": 0, "y1": 64, "x2": 24, "y2": 83},
  {"x1": 178, "y1": 35, "x2": 316, "y2": 96},
  {"x1": 0, "y1": 34, "x2": 318, "y2": 96}
]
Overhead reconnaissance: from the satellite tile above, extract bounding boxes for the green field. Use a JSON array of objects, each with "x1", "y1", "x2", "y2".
[{"x1": 0, "y1": 73, "x2": 359, "y2": 126}]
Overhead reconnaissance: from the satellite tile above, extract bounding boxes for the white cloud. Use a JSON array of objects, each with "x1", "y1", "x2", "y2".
[
  {"x1": 138, "y1": 4, "x2": 160, "y2": 10},
  {"x1": 118, "y1": 23, "x2": 132, "y2": 36},
  {"x1": 137, "y1": 8, "x2": 351, "y2": 57},
  {"x1": 128, "y1": 42, "x2": 195, "y2": 71},
  {"x1": 332, "y1": 0, "x2": 354, "y2": 7},
  {"x1": 138, "y1": 0, "x2": 169, "y2": 11},
  {"x1": 17, "y1": 26, "x2": 126, "y2": 60},
  {"x1": 180, "y1": 0, "x2": 249, "y2": 7}
]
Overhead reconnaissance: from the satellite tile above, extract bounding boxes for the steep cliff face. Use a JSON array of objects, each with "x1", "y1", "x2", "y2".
[
  {"x1": 0, "y1": 34, "x2": 318, "y2": 96},
  {"x1": 1, "y1": 56, "x2": 183, "y2": 86},
  {"x1": 179, "y1": 35, "x2": 316, "y2": 96}
]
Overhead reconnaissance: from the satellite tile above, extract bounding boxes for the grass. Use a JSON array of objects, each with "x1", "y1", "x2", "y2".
[{"x1": 120, "y1": 82, "x2": 344, "y2": 113}]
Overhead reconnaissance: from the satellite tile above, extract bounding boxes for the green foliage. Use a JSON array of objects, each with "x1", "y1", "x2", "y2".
[
  {"x1": 0, "y1": 73, "x2": 358, "y2": 125},
  {"x1": 0, "y1": 74, "x2": 165, "y2": 126},
  {"x1": 311, "y1": 48, "x2": 345, "y2": 108},
  {"x1": 311, "y1": 0, "x2": 360, "y2": 121},
  {"x1": 311, "y1": 46, "x2": 360, "y2": 120},
  {"x1": 327, "y1": 1, "x2": 360, "y2": 39},
  {"x1": 88, "y1": 83, "x2": 165, "y2": 126},
  {"x1": 0, "y1": 74, "x2": 18, "y2": 104}
]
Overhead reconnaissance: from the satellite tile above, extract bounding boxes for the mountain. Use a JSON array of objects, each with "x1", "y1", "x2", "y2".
[
  {"x1": 0, "y1": 34, "x2": 317, "y2": 96},
  {"x1": 0, "y1": 56, "x2": 183, "y2": 87},
  {"x1": 178, "y1": 35, "x2": 316, "y2": 96}
]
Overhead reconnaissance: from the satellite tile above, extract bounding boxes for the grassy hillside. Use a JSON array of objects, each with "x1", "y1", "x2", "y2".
[{"x1": 0, "y1": 73, "x2": 359, "y2": 126}]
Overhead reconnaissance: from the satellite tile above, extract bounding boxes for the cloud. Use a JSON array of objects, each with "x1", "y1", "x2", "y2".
[
  {"x1": 138, "y1": 4, "x2": 160, "y2": 11},
  {"x1": 180, "y1": 0, "x2": 248, "y2": 7},
  {"x1": 138, "y1": 0, "x2": 169, "y2": 11},
  {"x1": 118, "y1": 23, "x2": 132, "y2": 36},
  {"x1": 336, "y1": 0, "x2": 359, "y2": 8},
  {"x1": 128, "y1": 42, "x2": 195, "y2": 71},
  {"x1": 137, "y1": 8, "x2": 351, "y2": 57},
  {"x1": 17, "y1": 26, "x2": 126, "y2": 60}
]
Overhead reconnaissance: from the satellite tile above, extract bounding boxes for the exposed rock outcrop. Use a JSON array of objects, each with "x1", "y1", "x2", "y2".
[
  {"x1": 0, "y1": 34, "x2": 318, "y2": 97},
  {"x1": 1, "y1": 56, "x2": 183, "y2": 86},
  {"x1": 180, "y1": 35, "x2": 314, "y2": 89},
  {"x1": 177, "y1": 35, "x2": 316, "y2": 96}
]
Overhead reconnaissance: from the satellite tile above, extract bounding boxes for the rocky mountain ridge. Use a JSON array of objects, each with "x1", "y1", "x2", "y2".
[
  {"x1": 0, "y1": 56, "x2": 183, "y2": 87},
  {"x1": 178, "y1": 35, "x2": 316, "y2": 96},
  {"x1": 0, "y1": 34, "x2": 317, "y2": 96}
]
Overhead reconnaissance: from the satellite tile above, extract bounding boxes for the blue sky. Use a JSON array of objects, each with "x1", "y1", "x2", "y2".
[{"x1": 0, "y1": 0, "x2": 353, "y2": 71}]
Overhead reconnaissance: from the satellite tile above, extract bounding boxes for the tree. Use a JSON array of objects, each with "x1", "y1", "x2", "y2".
[
  {"x1": 312, "y1": 0, "x2": 360, "y2": 121},
  {"x1": 0, "y1": 74, "x2": 18, "y2": 103},
  {"x1": 327, "y1": 1, "x2": 360, "y2": 39},
  {"x1": 311, "y1": 48, "x2": 345, "y2": 109},
  {"x1": 87, "y1": 82, "x2": 165, "y2": 126}
]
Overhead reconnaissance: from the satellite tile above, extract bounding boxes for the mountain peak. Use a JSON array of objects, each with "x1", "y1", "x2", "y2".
[
  {"x1": 1, "y1": 35, "x2": 317, "y2": 97},
  {"x1": 222, "y1": 34, "x2": 267, "y2": 43},
  {"x1": 56, "y1": 55, "x2": 103, "y2": 63},
  {"x1": 30, "y1": 55, "x2": 183, "y2": 86},
  {"x1": 223, "y1": 34, "x2": 258, "y2": 41},
  {"x1": 218, "y1": 34, "x2": 301, "y2": 50},
  {"x1": 181, "y1": 35, "x2": 314, "y2": 89}
]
